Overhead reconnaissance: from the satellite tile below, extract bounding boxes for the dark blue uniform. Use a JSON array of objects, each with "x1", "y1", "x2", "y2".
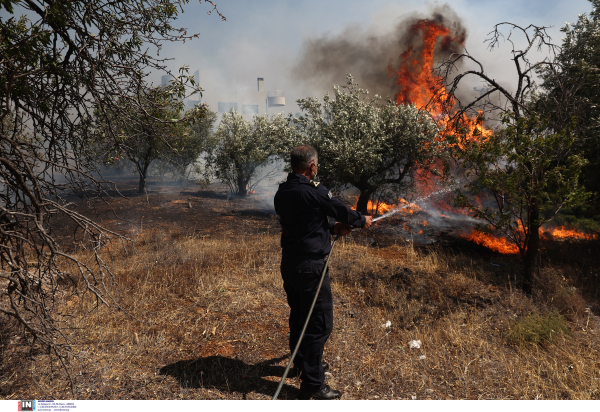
[{"x1": 274, "y1": 172, "x2": 366, "y2": 392}]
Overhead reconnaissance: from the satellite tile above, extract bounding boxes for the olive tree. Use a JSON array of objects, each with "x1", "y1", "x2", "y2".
[
  {"x1": 0, "y1": 0, "x2": 222, "y2": 384},
  {"x1": 206, "y1": 110, "x2": 292, "y2": 196},
  {"x1": 97, "y1": 83, "x2": 211, "y2": 192},
  {"x1": 165, "y1": 108, "x2": 218, "y2": 181},
  {"x1": 453, "y1": 114, "x2": 589, "y2": 293},
  {"x1": 290, "y1": 75, "x2": 443, "y2": 214}
]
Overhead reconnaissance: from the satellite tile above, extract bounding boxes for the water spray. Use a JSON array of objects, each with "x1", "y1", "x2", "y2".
[
  {"x1": 272, "y1": 185, "x2": 456, "y2": 400},
  {"x1": 371, "y1": 186, "x2": 456, "y2": 224}
]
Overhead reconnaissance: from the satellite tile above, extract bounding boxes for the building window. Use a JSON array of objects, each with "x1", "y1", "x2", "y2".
[
  {"x1": 242, "y1": 105, "x2": 259, "y2": 114},
  {"x1": 218, "y1": 102, "x2": 238, "y2": 113}
]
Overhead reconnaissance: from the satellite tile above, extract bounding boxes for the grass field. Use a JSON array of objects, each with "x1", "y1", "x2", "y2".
[{"x1": 1, "y1": 181, "x2": 599, "y2": 400}]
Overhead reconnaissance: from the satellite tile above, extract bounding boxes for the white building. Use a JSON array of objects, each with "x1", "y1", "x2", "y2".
[{"x1": 162, "y1": 72, "x2": 285, "y2": 118}]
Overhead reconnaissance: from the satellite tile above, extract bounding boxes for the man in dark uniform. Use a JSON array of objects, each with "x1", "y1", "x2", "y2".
[{"x1": 274, "y1": 145, "x2": 373, "y2": 400}]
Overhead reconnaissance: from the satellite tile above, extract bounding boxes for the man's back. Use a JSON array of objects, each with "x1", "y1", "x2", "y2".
[{"x1": 274, "y1": 172, "x2": 364, "y2": 257}]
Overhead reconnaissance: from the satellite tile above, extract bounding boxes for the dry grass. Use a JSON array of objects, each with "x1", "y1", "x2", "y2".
[{"x1": 2, "y1": 223, "x2": 599, "y2": 400}]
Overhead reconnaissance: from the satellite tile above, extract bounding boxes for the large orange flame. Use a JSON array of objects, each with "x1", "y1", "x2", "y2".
[
  {"x1": 388, "y1": 19, "x2": 492, "y2": 199},
  {"x1": 391, "y1": 20, "x2": 455, "y2": 110},
  {"x1": 463, "y1": 224, "x2": 598, "y2": 255},
  {"x1": 543, "y1": 226, "x2": 598, "y2": 241}
]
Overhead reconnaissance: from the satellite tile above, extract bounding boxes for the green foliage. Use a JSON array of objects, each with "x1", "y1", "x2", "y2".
[
  {"x1": 154, "y1": 107, "x2": 218, "y2": 181},
  {"x1": 452, "y1": 113, "x2": 590, "y2": 257},
  {"x1": 206, "y1": 110, "x2": 292, "y2": 196},
  {"x1": 538, "y1": 0, "x2": 600, "y2": 216},
  {"x1": 290, "y1": 75, "x2": 443, "y2": 214},
  {"x1": 96, "y1": 80, "x2": 209, "y2": 192},
  {"x1": 504, "y1": 312, "x2": 571, "y2": 347}
]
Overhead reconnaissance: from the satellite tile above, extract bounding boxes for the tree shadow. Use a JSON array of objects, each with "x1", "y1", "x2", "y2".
[{"x1": 159, "y1": 354, "x2": 299, "y2": 400}]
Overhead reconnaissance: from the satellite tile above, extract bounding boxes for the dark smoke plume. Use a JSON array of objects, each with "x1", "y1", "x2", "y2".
[{"x1": 293, "y1": 4, "x2": 467, "y2": 101}]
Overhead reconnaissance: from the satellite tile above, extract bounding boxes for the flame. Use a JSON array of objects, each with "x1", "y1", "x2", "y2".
[
  {"x1": 349, "y1": 199, "x2": 394, "y2": 215},
  {"x1": 464, "y1": 231, "x2": 519, "y2": 254},
  {"x1": 388, "y1": 18, "x2": 493, "y2": 202},
  {"x1": 391, "y1": 19, "x2": 456, "y2": 110},
  {"x1": 369, "y1": 200, "x2": 394, "y2": 215},
  {"x1": 462, "y1": 224, "x2": 597, "y2": 255},
  {"x1": 350, "y1": 197, "x2": 422, "y2": 216},
  {"x1": 542, "y1": 226, "x2": 598, "y2": 240},
  {"x1": 246, "y1": 190, "x2": 256, "y2": 195},
  {"x1": 397, "y1": 198, "x2": 423, "y2": 215}
]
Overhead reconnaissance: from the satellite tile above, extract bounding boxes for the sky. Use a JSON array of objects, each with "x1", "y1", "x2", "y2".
[
  {"x1": 155, "y1": 0, "x2": 595, "y2": 113},
  {"x1": 2, "y1": 0, "x2": 595, "y2": 114}
]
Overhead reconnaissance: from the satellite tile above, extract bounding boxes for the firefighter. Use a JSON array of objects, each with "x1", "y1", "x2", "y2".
[{"x1": 274, "y1": 145, "x2": 373, "y2": 400}]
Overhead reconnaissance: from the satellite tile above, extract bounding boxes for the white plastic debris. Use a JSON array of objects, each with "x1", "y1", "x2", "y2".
[
  {"x1": 419, "y1": 355, "x2": 427, "y2": 360},
  {"x1": 408, "y1": 340, "x2": 422, "y2": 349},
  {"x1": 381, "y1": 320, "x2": 392, "y2": 328}
]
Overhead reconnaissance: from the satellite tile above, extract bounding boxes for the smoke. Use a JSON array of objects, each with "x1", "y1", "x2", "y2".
[{"x1": 292, "y1": 4, "x2": 467, "y2": 101}]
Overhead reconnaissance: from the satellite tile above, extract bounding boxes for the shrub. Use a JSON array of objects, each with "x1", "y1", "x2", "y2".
[{"x1": 504, "y1": 312, "x2": 571, "y2": 347}]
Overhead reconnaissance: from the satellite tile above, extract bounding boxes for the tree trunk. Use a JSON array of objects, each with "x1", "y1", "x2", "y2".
[
  {"x1": 138, "y1": 162, "x2": 150, "y2": 193},
  {"x1": 355, "y1": 189, "x2": 374, "y2": 215},
  {"x1": 236, "y1": 165, "x2": 250, "y2": 196},
  {"x1": 523, "y1": 202, "x2": 540, "y2": 295},
  {"x1": 238, "y1": 178, "x2": 247, "y2": 196}
]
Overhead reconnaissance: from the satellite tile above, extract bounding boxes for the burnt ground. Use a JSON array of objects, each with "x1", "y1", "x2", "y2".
[
  {"x1": 51, "y1": 176, "x2": 281, "y2": 243},
  {"x1": 50, "y1": 175, "x2": 505, "y2": 252}
]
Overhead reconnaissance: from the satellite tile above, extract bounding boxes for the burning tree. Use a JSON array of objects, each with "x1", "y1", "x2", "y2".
[
  {"x1": 205, "y1": 110, "x2": 292, "y2": 196},
  {"x1": 436, "y1": 23, "x2": 591, "y2": 293},
  {"x1": 291, "y1": 75, "x2": 443, "y2": 215},
  {"x1": 453, "y1": 114, "x2": 589, "y2": 291},
  {"x1": 0, "y1": 0, "x2": 223, "y2": 385}
]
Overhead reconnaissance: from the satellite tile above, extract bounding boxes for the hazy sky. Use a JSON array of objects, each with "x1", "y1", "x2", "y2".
[
  {"x1": 156, "y1": 0, "x2": 594, "y2": 112},
  {"x1": 3, "y1": 1, "x2": 594, "y2": 112}
]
